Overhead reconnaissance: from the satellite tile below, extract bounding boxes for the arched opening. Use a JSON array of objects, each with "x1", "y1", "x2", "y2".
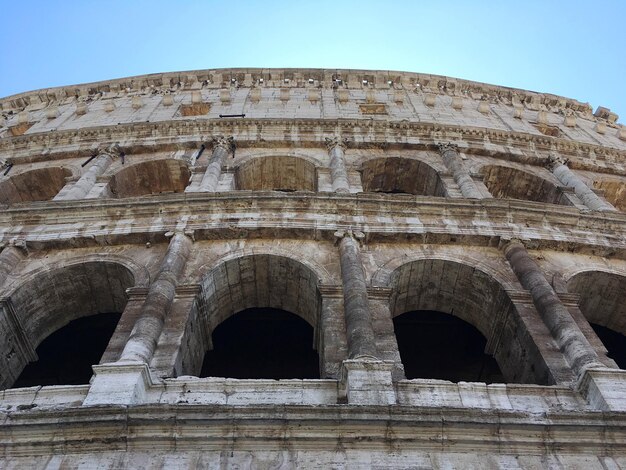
[
  {"x1": 108, "y1": 159, "x2": 190, "y2": 198},
  {"x1": 394, "y1": 310, "x2": 504, "y2": 383},
  {"x1": 590, "y1": 324, "x2": 626, "y2": 369},
  {"x1": 388, "y1": 258, "x2": 553, "y2": 384},
  {"x1": 0, "y1": 261, "x2": 135, "y2": 389},
  {"x1": 568, "y1": 271, "x2": 626, "y2": 369},
  {"x1": 481, "y1": 165, "x2": 570, "y2": 205},
  {"x1": 13, "y1": 313, "x2": 121, "y2": 387},
  {"x1": 593, "y1": 179, "x2": 625, "y2": 211},
  {"x1": 200, "y1": 308, "x2": 319, "y2": 379},
  {"x1": 361, "y1": 157, "x2": 445, "y2": 196},
  {"x1": 0, "y1": 167, "x2": 71, "y2": 204},
  {"x1": 181, "y1": 254, "x2": 324, "y2": 378},
  {"x1": 236, "y1": 156, "x2": 317, "y2": 191}
]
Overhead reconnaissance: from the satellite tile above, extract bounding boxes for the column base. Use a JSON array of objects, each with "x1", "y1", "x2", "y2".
[
  {"x1": 340, "y1": 358, "x2": 396, "y2": 405},
  {"x1": 83, "y1": 361, "x2": 156, "y2": 406},
  {"x1": 578, "y1": 368, "x2": 626, "y2": 411}
]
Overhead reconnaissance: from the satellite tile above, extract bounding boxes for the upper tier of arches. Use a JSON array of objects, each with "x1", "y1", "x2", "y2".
[{"x1": 0, "y1": 152, "x2": 620, "y2": 211}]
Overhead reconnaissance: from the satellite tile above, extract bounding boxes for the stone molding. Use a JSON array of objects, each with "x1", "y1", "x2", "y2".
[
  {"x1": 2, "y1": 119, "x2": 625, "y2": 174},
  {"x1": 1, "y1": 195, "x2": 624, "y2": 258},
  {"x1": 2, "y1": 401, "x2": 626, "y2": 458},
  {"x1": 0, "y1": 68, "x2": 597, "y2": 120}
]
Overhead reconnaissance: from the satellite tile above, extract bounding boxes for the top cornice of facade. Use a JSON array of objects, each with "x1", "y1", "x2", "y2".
[{"x1": 0, "y1": 67, "x2": 612, "y2": 120}]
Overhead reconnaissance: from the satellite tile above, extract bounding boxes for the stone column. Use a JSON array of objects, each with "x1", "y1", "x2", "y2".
[
  {"x1": 53, "y1": 143, "x2": 122, "y2": 201},
  {"x1": 438, "y1": 143, "x2": 483, "y2": 199},
  {"x1": 120, "y1": 231, "x2": 193, "y2": 364},
  {"x1": 502, "y1": 239, "x2": 605, "y2": 377},
  {"x1": 546, "y1": 154, "x2": 616, "y2": 211},
  {"x1": 0, "y1": 242, "x2": 26, "y2": 286},
  {"x1": 325, "y1": 137, "x2": 351, "y2": 193},
  {"x1": 196, "y1": 136, "x2": 235, "y2": 192},
  {"x1": 335, "y1": 230, "x2": 378, "y2": 359}
]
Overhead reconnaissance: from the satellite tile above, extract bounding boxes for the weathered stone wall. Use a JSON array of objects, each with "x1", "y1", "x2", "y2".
[{"x1": 0, "y1": 68, "x2": 625, "y2": 467}]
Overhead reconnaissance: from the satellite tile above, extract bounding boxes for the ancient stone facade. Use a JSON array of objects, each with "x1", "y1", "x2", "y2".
[{"x1": 0, "y1": 68, "x2": 625, "y2": 467}]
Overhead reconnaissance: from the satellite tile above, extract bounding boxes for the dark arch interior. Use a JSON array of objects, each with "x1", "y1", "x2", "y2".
[
  {"x1": 591, "y1": 323, "x2": 626, "y2": 369},
  {"x1": 13, "y1": 312, "x2": 121, "y2": 388},
  {"x1": 481, "y1": 165, "x2": 570, "y2": 205},
  {"x1": 394, "y1": 310, "x2": 505, "y2": 383},
  {"x1": 361, "y1": 157, "x2": 445, "y2": 196},
  {"x1": 0, "y1": 167, "x2": 71, "y2": 205},
  {"x1": 200, "y1": 308, "x2": 320, "y2": 379},
  {"x1": 108, "y1": 159, "x2": 190, "y2": 198}
]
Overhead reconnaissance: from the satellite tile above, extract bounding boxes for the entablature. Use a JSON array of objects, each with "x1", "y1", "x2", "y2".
[
  {"x1": 1, "y1": 118, "x2": 625, "y2": 176},
  {"x1": 0, "y1": 192, "x2": 623, "y2": 258}
]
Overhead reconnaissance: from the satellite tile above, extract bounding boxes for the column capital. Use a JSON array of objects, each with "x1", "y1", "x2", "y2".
[
  {"x1": 437, "y1": 142, "x2": 459, "y2": 154},
  {"x1": 1, "y1": 238, "x2": 27, "y2": 251},
  {"x1": 498, "y1": 237, "x2": 537, "y2": 252},
  {"x1": 545, "y1": 152, "x2": 568, "y2": 170},
  {"x1": 97, "y1": 142, "x2": 125, "y2": 159},
  {"x1": 325, "y1": 136, "x2": 349, "y2": 151},
  {"x1": 164, "y1": 229, "x2": 195, "y2": 242},
  {"x1": 334, "y1": 229, "x2": 365, "y2": 243},
  {"x1": 210, "y1": 135, "x2": 235, "y2": 153}
]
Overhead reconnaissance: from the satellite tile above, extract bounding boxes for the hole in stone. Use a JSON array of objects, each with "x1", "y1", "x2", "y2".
[
  {"x1": 394, "y1": 310, "x2": 505, "y2": 383},
  {"x1": 13, "y1": 312, "x2": 121, "y2": 388},
  {"x1": 591, "y1": 323, "x2": 626, "y2": 369},
  {"x1": 200, "y1": 308, "x2": 320, "y2": 379}
]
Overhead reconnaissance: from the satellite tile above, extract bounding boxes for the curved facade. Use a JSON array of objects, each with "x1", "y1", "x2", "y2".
[{"x1": 0, "y1": 68, "x2": 625, "y2": 467}]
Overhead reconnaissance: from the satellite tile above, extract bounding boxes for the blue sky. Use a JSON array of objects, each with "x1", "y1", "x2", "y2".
[{"x1": 1, "y1": 1, "x2": 625, "y2": 121}]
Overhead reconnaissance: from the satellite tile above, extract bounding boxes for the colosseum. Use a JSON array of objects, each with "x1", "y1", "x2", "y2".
[{"x1": 0, "y1": 68, "x2": 624, "y2": 467}]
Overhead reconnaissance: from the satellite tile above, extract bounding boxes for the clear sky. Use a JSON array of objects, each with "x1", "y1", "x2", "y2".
[{"x1": 1, "y1": 1, "x2": 625, "y2": 121}]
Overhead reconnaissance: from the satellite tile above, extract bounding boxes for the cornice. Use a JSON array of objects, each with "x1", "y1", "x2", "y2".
[
  {"x1": 0, "y1": 192, "x2": 623, "y2": 258},
  {"x1": 1, "y1": 118, "x2": 625, "y2": 175},
  {"x1": 0, "y1": 68, "x2": 603, "y2": 120},
  {"x1": 1, "y1": 403, "x2": 625, "y2": 457}
]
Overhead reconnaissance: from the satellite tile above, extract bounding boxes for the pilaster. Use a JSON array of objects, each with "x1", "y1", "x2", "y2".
[
  {"x1": 325, "y1": 136, "x2": 351, "y2": 193},
  {"x1": 53, "y1": 143, "x2": 122, "y2": 201},
  {"x1": 0, "y1": 242, "x2": 27, "y2": 287},
  {"x1": 189, "y1": 136, "x2": 235, "y2": 193},
  {"x1": 501, "y1": 238, "x2": 605, "y2": 379},
  {"x1": 120, "y1": 230, "x2": 193, "y2": 364},
  {"x1": 438, "y1": 143, "x2": 483, "y2": 199},
  {"x1": 335, "y1": 230, "x2": 378, "y2": 359},
  {"x1": 546, "y1": 154, "x2": 616, "y2": 212}
]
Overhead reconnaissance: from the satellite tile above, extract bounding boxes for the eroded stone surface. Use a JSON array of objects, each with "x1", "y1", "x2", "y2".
[{"x1": 0, "y1": 68, "x2": 625, "y2": 467}]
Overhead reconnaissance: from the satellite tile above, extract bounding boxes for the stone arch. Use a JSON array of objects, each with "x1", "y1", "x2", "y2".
[
  {"x1": 0, "y1": 260, "x2": 136, "y2": 388},
  {"x1": 371, "y1": 251, "x2": 519, "y2": 291},
  {"x1": 360, "y1": 157, "x2": 445, "y2": 196},
  {"x1": 107, "y1": 158, "x2": 191, "y2": 198},
  {"x1": 195, "y1": 246, "x2": 335, "y2": 286},
  {"x1": 567, "y1": 270, "x2": 626, "y2": 336},
  {"x1": 385, "y1": 257, "x2": 551, "y2": 384},
  {"x1": 179, "y1": 253, "x2": 326, "y2": 378},
  {"x1": 480, "y1": 164, "x2": 569, "y2": 205},
  {"x1": 0, "y1": 166, "x2": 72, "y2": 204},
  {"x1": 235, "y1": 156, "x2": 317, "y2": 191},
  {"x1": 200, "y1": 254, "x2": 321, "y2": 332},
  {"x1": 4, "y1": 253, "x2": 150, "y2": 293}
]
